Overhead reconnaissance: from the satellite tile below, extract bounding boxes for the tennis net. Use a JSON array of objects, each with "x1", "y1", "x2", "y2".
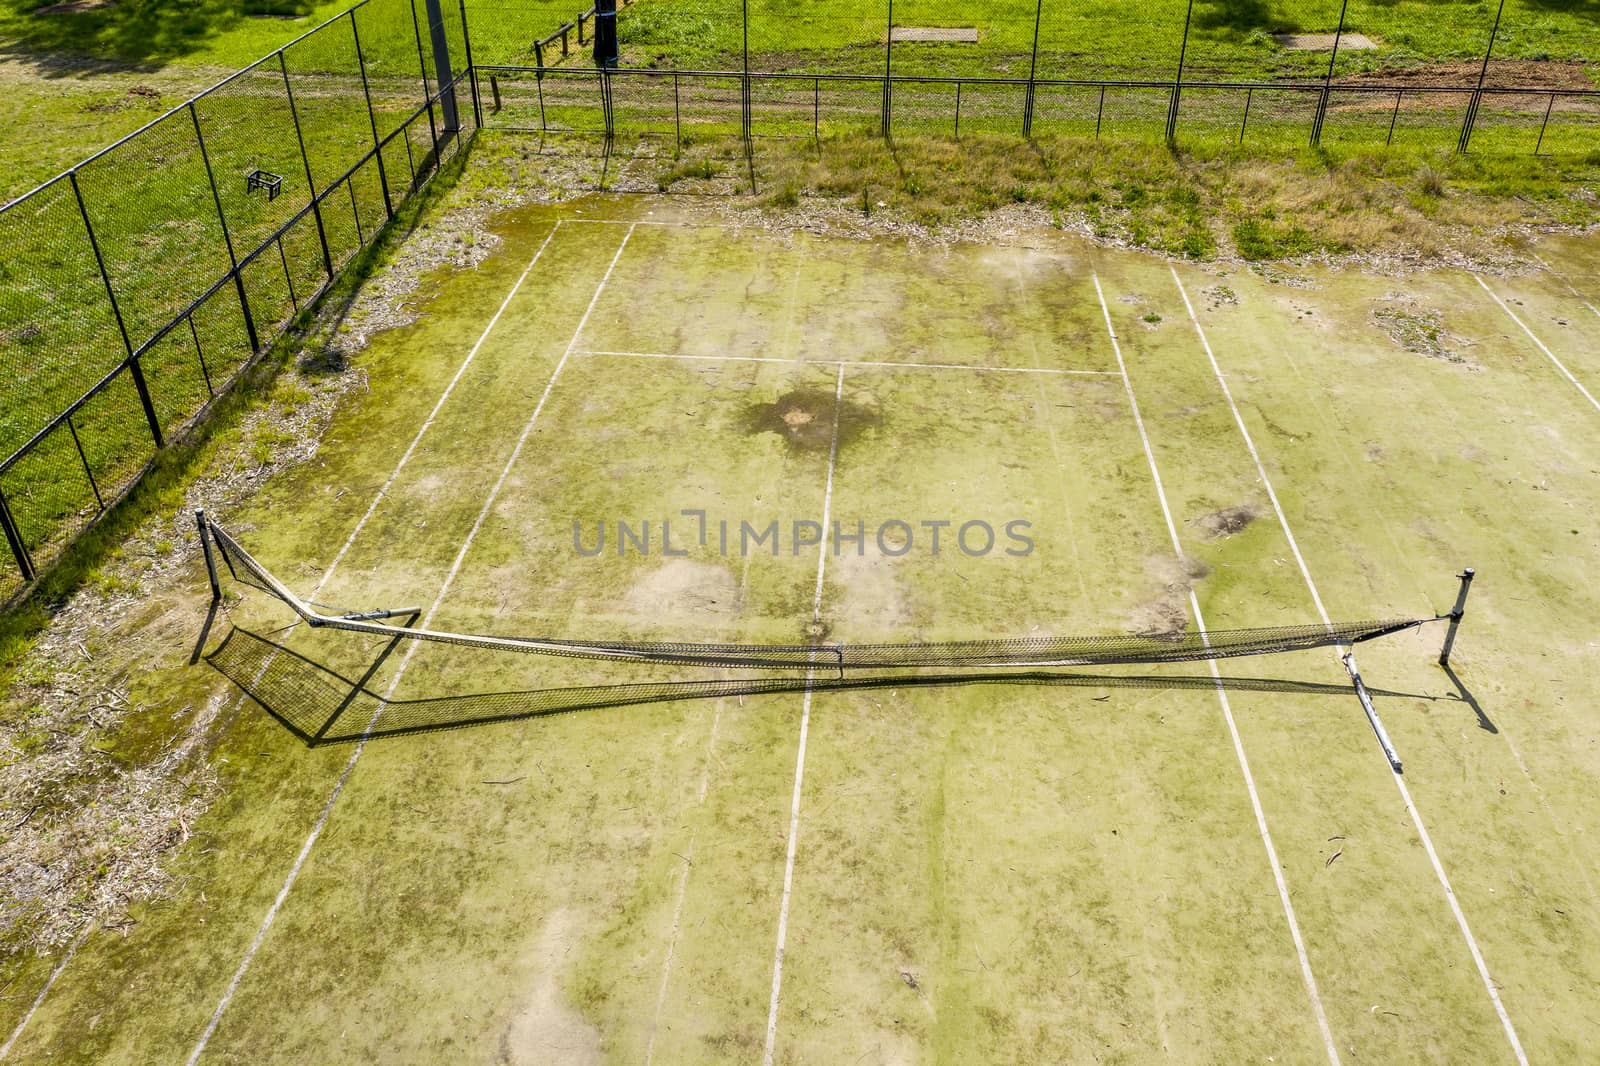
[{"x1": 201, "y1": 515, "x2": 1444, "y2": 674}]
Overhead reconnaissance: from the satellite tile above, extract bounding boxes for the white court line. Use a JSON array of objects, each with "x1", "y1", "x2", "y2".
[
  {"x1": 1474, "y1": 273, "x2": 1600, "y2": 416},
  {"x1": 0, "y1": 927, "x2": 88, "y2": 1061},
  {"x1": 1531, "y1": 253, "x2": 1600, "y2": 322},
  {"x1": 1171, "y1": 265, "x2": 1529, "y2": 1066},
  {"x1": 644, "y1": 696, "x2": 726, "y2": 1066},
  {"x1": 185, "y1": 225, "x2": 636, "y2": 1066},
  {"x1": 1093, "y1": 274, "x2": 1341, "y2": 1066},
  {"x1": 579, "y1": 349, "x2": 1117, "y2": 376},
  {"x1": 0, "y1": 222, "x2": 567, "y2": 1061},
  {"x1": 762, "y1": 364, "x2": 846, "y2": 1066}
]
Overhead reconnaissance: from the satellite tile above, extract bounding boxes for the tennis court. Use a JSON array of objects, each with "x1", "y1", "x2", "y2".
[{"x1": 5, "y1": 200, "x2": 1600, "y2": 1064}]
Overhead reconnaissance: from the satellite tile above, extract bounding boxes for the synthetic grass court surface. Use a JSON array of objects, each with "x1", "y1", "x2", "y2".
[{"x1": 4, "y1": 200, "x2": 1600, "y2": 1063}]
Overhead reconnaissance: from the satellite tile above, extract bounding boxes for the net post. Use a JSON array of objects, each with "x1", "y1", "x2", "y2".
[
  {"x1": 197, "y1": 510, "x2": 222, "y2": 604},
  {"x1": 1343, "y1": 651, "x2": 1402, "y2": 773},
  {"x1": 1438, "y1": 567, "x2": 1475, "y2": 666}
]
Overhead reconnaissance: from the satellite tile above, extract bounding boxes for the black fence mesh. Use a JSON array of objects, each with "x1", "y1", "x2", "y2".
[
  {"x1": 468, "y1": 0, "x2": 1599, "y2": 150},
  {"x1": 0, "y1": 0, "x2": 475, "y2": 595}
]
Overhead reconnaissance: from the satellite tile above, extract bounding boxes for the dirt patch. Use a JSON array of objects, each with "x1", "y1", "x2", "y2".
[
  {"x1": 1372, "y1": 295, "x2": 1475, "y2": 366},
  {"x1": 1195, "y1": 504, "x2": 1259, "y2": 540},
  {"x1": 1201, "y1": 283, "x2": 1238, "y2": 311},
  {"x1": 623, "y1": 559, "x2": 739, "y2": 617},
  {"x1": 499, "y1": 908, "x2": 602, "y2": 1066},
  {"x1": 831, "y1": 550, "x2": 909, "y2": 633},
  {"x1": 1335, "y1": 60, "x2": 1595, "y2": 92},
  {"x1": 1129, "y1": 554, "x2": 1208, "y2": 636},
  {"x1": 742, "y1": 386, "x2": 881, "y2": 454}
]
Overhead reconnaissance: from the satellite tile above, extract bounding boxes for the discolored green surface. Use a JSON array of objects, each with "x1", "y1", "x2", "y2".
[{"x1": 5, "y1": 199, "x2": 1600, "y2": 1065}]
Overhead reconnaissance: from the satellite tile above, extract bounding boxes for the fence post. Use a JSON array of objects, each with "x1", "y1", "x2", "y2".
[
  {"x1": 1165, "y1": 0, "x2": 1195, "y2": 144},
  {"x1": 68, "y1": 170, "x2": 163, "y2": 448},
  {"x1": 882, "y1": 0, "x2": 894, "y2": 138},
  {"x1": 1022, "y1": 0, "x2": 1043, "y2": 138},
  {"x1": 0, "y1": 487, "x2": 34, "y2": 584},
  {"x1": 741, "y1": 0, "x2": 752, "y2": 140},
  {"x1": 423, "y1": 0, "x2": 462, "y2": 134},
  {"x1": 279, "y1": 51, "x2": 337, "y2": 279},
  {"x1": 1310, "y1": 0, "x2": 1350, "y2": 146},
  {"x1": 350, "y1": 10, "x2": 396, "y2": 220},
  {"x1": 457, "y1": 0, "x2": 484, "y2": 128},
  {"x1": 188, "y1": 102, "x2": 262, "y2": 353},
  {"x1": 1534, "y1": 92, "x2": 1555, "y2": 155},
  {"x1": 1458, "y1": 0, "x2": 1506, "y2": 154},
  {"x1": 408, "y1": 0, "x2": 443, "y2": 157}
]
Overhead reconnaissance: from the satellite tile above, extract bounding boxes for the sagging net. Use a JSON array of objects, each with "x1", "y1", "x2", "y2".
[{"x1": 206, "y1": 517, "x2": 1435, "y2": 674}]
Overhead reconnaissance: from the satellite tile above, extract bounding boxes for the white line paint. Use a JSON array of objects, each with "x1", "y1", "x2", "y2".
[
  {"x1": 1093, "y1": 274, "x2": 1341, "y2": 1066},
  {"x1": 1474, "y1": 273, "x2": 1600, "y2": 416},
  {"x1": 762, "y1": 363, "x2": 846, "y2": 1066},
  {"x1": 578, "y1": 349, "x2": 1116, "y2": 376},
  {"x1": 1170, "y1": 265, "x2": 1529, "y2": 1066},
  {"x1": 0, "y1": 927, "x2": 88, "y2": 1061},
  {"x1": 644, "y1": 696, "x2": 726, "y2": 1066},
  {"x1": 185, "y1": 225, "x2": 635, "y2": 1066}
]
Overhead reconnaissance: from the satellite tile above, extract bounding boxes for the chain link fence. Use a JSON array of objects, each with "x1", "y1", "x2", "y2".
[
  {"x1": 0, "y1": 0, "x2": 480, "y2": 597},
  {"x1": 470, "y1": 0, "x2": 1599, "y2": 153},
  {"x1": 3, "y1": 0, "x2": 1594, "y2": 595}
]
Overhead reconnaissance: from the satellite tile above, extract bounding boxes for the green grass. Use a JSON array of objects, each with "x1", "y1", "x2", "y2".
[
  {"x1": 6, "y1": 198, "x2": 1600, "y2": 1062},
  {"x1": 600, "y1": 0, "x2": 1600, "y2": 78}
]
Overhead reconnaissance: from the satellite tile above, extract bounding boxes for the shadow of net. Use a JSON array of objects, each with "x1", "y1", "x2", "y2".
[{"x1": 207, "y1": 624, "x2": 1446, "y2": 746}]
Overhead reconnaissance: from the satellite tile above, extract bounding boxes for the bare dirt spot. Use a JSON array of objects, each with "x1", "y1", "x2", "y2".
[
  {"x1": 832, "y1": 550, "x2": 909, "y2": 632},
  {"x1": 623, "y1": 559, "x2": 739, "y2": 617},
  {"x1": 1201, "y1": 283, "x2": 1238, "y2": 311},
  {"x1": 1372, "y1": 295, "x2": 1476, "y2": 367},
  {"x1": 1130, "y1": 599, "x2": 1188, "y2": 637},
  {"x1": 1275, "y1": 32, "x2": 1376, "y2": 50},
  {"x1": 1336, "y1": 60, "x2": 1595, "y2": 93},
  {"x1": 742, "y1": 387, "x2": 880, "y2": 453},
  {"x1": 1195, "y1": 504, "x2": 1259, "y2": 540},
  {"x1": 1130, "y1": 554, "x2": 1208, "y2": 635},
  {"x1": 499, "y1": 909, "x2": 602, "y2": 1066}
]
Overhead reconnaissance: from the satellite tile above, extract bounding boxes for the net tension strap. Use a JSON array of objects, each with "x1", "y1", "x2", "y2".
[{"x1": 195, "y1": 511, "x2": 1475, "y2": 774}]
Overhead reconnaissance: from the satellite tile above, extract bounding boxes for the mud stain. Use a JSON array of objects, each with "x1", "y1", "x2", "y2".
[
  {"x1": 1195, "y1": 504, "x2": 1259, "y2": 540},
  {"x1": 742, "y1": 386, "x2": 882, "y2": 453}
]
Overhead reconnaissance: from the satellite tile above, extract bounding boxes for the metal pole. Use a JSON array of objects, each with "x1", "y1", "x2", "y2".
[
  {"x1": 457, "y1": 0, "x2": 482, "y2": 128},
  {"x1": 1166, "y1": 0, "x2": 1195, "y2": 144},
  {"x1": 742, "y1": 0, "x2": 751, "y2": 140},
  {"x1": 188, "y1": 101, "x2": 261, "y2": 353},
  {"x1": 1238, "y1": 87, "x2": 1252, "y2": 144},
  {"x1": 1344, "y1": 651, "x2": 1403, "y2": 773},
  {"x1": 1095, "y1": 84, "x2": 1105, "y2": 138},
  {"x1": 1534, "y1": 92, "x2": 1555, "y2": 155},
  {"x1": 882, "y1": 0, "x2": 894, "y2": 138},
  {"x1": 280, "y1": 52, "x2": 336, "y2": 279},
  {"x1": 68, "y1": 170, "x2": 163, "y2": 448},
  {"x1": 277, "y1": 235, "x2": 299, "y2": 313},
  {"x1": 350, "y1": 10, "x2": 396, "y2": 220},
  {"x1": 66, "y1": 416, "x2": 103, "y2": 511},
  {"x1": 423, "y1": 0, "x2": 462, "y2": 134},
  {"x1": 0, "y1": 487, "x2": 33, "y2": 583},
  {"x1": 408, "y1": 0, "x2": 442, "y2": 156},
  {"x1": 1387, "y1": 89, "x2": 1402, "y2": 146},
  {"x1": 1311, "y1": 0, "x2": 1351, "y2": 147},
  {"x1": 189, "y1": 315, "x2": 214, "y2": 398},
  {"x1": 1458, "y1": 0, "x2": 1507, "y2": 154},
  {"x1": 674, "y1": 72, "x2": 682, "y2": 147},
  {"x1": 1022, "y1": 0, "x2": 1043, "y2": 138},
  {"x1": 1438, "y1": 567, "x2": 1476, "y2": 666},
  {"x1": 348, "y1": 181, "x2": 365, "y2": 246},
  {"x1": 954, "y1": 80, "x2": 961, "y2": 139},
  {"x1": 197, "y1": 510, "x2": 222, "y2": 603},
  {"x1": 814, "y1": 76, "x2": 820, "y2": 143}
]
